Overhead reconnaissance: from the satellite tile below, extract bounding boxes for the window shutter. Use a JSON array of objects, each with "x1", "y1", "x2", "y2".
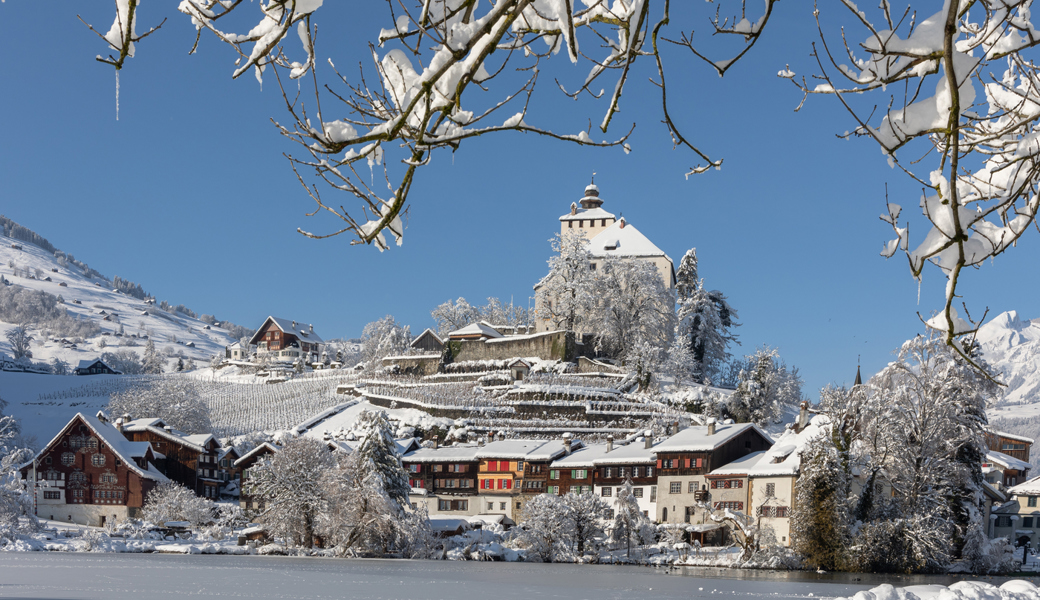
[
  {"x1": 657, "y1": 459, "x2": 663, "y2": 469},
  {"x1": 696, "y1": 458, "x2": 703, "y2": 468},
  {"x1": 685, "y1": 458, "x2": 691, "y2": 468}
]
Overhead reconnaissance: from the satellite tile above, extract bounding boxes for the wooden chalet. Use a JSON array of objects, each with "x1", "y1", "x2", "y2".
[
  {"x1": 74, "y1": 358, "x2": 121, "y2": 376},
  {"x1": 234, "y1": 442, "x2": 281, "y2": 512},
  {"x1": 477, "y1": 437, "x2": 573, "y2": 520},
  {"x1": 119, "y1": 418, "x2": 222, "y2": 499},
  {"x1": 986, "y1": 429, "x2": 1033, "y2": 464},
  {"x1": 21, "y1": 412, "x2": 168, "y2": 526},
  {"x1": 248, "y1": 316, "x2": 324, "y2": 363}
]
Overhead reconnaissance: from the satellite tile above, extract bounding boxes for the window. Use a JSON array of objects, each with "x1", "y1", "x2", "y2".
[
  {"x1": 618, "y1": 467, "x2": 627, "y2": 478},
  {"x1": 550, "y1": 470, "x2": 560, "y2": 480},
  {"x1": 487, "y1": 502, "x2": 494, "y2": 510},
  {"x1": 714, "y1": 501, "x2": 744, "y2": 511},
  {"x1": 100, "y1": 473, "x2": 116, "y2": 483},
  {"x1": 499, "y1": 502, "x2": 506, "y2": 510},
  {"x1": 688, "y1": 481, "x2": 697, "y2": 493},
  {"x1": 650, "y1": 486, "x2": 657, "y2": 502},
  {"x1": 604, "y1": 467, "x2": 613, "y2": 478},
  {"x1": 1030, "y1": 496, "x2": 1038, "y2": 507},
  {"x1": 1026, "y1": 517, "x2": 1035, "y2": 528},
  {"x1": 44, "y1": 491, "x2": 60, "y2": 500},
  {"x1": 517, "y1": 461, "x2": 524, "y2": 472},
  {"x1": 408, "y1": 464, "x2": 421, "y2": 473},
  {"x1": 69, "y1": 472, "x2": 86, "y2": 483},
  {"x1": 765, "y1": 483, "x2": 776, "y2": 497},
  {"x1": 601, "y1": 487, "x2": 612, "y2": 497},
  {"x1": 61, "y1": 453, "x2": 74, "y2": 466},
  {"x1": 91, "y1": 454, "x2": 106, "y2": 467},
  {"x1": 548, "y1": 486, "x2": 560, "y2": 494},
  {"x1": 631, "y1": 467, "x2": 640, "y2": 478},
  {"x1": 669, "y1": 482, "x2": 681, "y2": 494},
  {"x1": 571, "y1": 469, "x2": 587, "y2": 480},
  {"x1": 633, "y1": 487, "x2": 643, "y2": 498},
  {"x1": 569, "y1": 486, "x2": 580, "y2": 494},
  {"x1": 997, "y1": 516, "x2": 1012, "y2": 527},
  {"x1": 759, "y1": 506, "x2": 789, "y2": 518},
  {"x1": 646, "y1": 466, "x2": 653, "y2": 478},
  {"x1": 525, "y1": 480, "x2": 545, "y2": 490}
]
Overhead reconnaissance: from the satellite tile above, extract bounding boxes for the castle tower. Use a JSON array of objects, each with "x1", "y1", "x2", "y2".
[{"x1": 559, "y1": 181, "x2": 616, "y2": 239}]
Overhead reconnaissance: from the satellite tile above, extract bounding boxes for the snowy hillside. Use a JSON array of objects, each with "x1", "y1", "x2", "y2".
[{"x1": 0, "y1": 229, "x2": 242, "y2": 370}]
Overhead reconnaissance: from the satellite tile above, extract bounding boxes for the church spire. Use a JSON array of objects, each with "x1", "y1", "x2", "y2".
[
  {"x1": 580, "y1": 177, "x2": 603, "y2": 209},
  {"x1": 854, "y1": 357, "x2": 862, "y2": 386}
]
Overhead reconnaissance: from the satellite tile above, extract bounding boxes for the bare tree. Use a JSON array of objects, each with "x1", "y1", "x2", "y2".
[{"x1": 5, "y1": 325, "x2": 33, "y2": 361}]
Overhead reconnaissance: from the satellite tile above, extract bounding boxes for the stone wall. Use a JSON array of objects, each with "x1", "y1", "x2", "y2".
[
  {"x1": 37, "y1": 502, "x2": 136, "y2": 527},
  {"x1": 576, "y1": 356, "x2": 625, "y2": 374},
  {"x1": 381, "y1": 355, "x2": 440, "y2": 376},
  {"x1": 453, "y1": 331, "x2": 576, "y2": 362}
]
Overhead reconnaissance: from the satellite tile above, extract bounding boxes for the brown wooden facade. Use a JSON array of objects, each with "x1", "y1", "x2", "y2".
[
  {"x1": 404, "y1": 458, "x2": 479, "y2": 496},
  {"x1": 986, "y1": 430, "x2": 1032, "y2": 463},
  {"x1": 22, "y1": 414, "x2": 163, "y2": 523},
  {"x1": 120, "y1": 425, "x2": 220, "y2": 498}
]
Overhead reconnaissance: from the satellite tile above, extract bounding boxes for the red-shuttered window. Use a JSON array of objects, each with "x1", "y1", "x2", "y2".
[
  {"x1": 696, "y1": 458, "x2": 703, "y2": 468},
  {"x1": 684, "y1": 458, "x2": 691, "y2": 468}
]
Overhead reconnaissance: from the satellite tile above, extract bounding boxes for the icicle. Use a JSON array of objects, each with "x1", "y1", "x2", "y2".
[{"x1": 115, "y1": 70, "x2": 120, "y2": 121}]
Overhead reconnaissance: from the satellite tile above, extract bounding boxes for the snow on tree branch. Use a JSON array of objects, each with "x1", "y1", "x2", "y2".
[
  {"x1": 72, "y1": 0, "x2": 771, "y2": 248},
  {"x1": 788, "y1": 0, "x2": 1040, "y2": 361}
]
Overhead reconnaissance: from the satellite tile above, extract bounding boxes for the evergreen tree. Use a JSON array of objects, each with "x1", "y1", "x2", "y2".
[
  {"x1": 668, "y1": 249, "x2": 739, "y2": 384},
  {"x1": 791, "y1": 421, "x2": 853, "y2": 571},
  {"x1": 354, "y1": 410, "x2": 410, "y2": 511},
  {"x1": 142, "y1": 339, "x2": 164, "y2": 374},
  {"x1": 611, "y1": 477, "x2": 649, "y2": 559},
  {"x1": 727, "y1": 347, "x2": 802, "y2": 426}
]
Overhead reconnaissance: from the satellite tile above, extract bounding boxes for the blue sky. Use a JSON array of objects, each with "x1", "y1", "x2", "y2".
[{"x1": 1, "y1": 2, "x2": 1037, "y2": 397}]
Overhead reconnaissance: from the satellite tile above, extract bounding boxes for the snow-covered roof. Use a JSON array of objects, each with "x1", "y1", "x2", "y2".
[
  {"x1": 75, "y1": 358, "x2": 119, "y2": 373},
  {"x1": 586, "y1": 219, "x2": 671, "y2": 262},
  {"x1": 403, "y1": 445, "x2": 481, "y2": 463},
  {"x1": 1008, "y1": 475, "x2": 1040, "y2": 496},
  {"x1": 560, "y1": 206, "x2": 616, "y2": 222},
  {"x1": 33, "y1": 413, "x2": 167, "y2": 482},
  {"x1": 551, "y1": 443, "x2": 611, "y2": 468},
  {"x1": 248, "y1": 316, "x2": 324, "y2": 345},
  {"x1": 591, "y1": 439, "x2": 662, "y2": 466},
  {"x1": 709, "y1": 451, "x2": 767, "y2": 477},
  {"x1": 429, "y1": 517, "x2": 471, "y2": 532},
  {"x1": 234, "y1": 442, "x2": 281, "y2": 467},
  {"x1": 743, "y1": 415, "x2": 829, "y2": 478},
  {"x1": 478, "y1": 439, "x2": 574, "y2": 461},
  {"x1": 447, "y1": 321, "x2": 503, "y2": 339},
  {"x1": 987, "y1": 451, "x2": 1032, "y2": 472},
  {"x1": 122, "y1": 419, "x2": 211, "y2": 453},
  {"x1": 468, "y1": 514, "x2": 515, "y2": 527},
  {"x1": 653, "y1": 422, "x2": 772, "y2": 453}
]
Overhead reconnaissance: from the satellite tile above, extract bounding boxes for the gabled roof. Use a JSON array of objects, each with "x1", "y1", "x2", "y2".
[
  {"x1": 32, "y1": 413, "x2": 167, "y2": 482},
  {"x1": 653, "y1": 422, "x2": 772, "y2": 453},
  {"x1": 122, "y1": 419, "x2": 212, "y2": 453},
  {"x1": 591, "y1": 438, "x2": 663, "y2": 466},
  {"x1": 560, "y1": 206, "x2": 616, "y2": 222},
  {"x1": 447, "y1": 321, "x2": 503, "y2": 340},
  {"x1": 75, "y1": 358, "x2": 120, "y2": 373},
  {"x1": 988, "y1": 429, "x2": 1035, "y2": 445},
  {"x1": 586, "y1": 219, "x2": 671, "y2": 262},
  {"x1": 708, "y1": 451, "x2": 767, "y2": 476},
  {"x1": 234, "y1": 442, "x2": 282, "y2": 467},
  {"x1": 551, "y1": 443, "x2": 612, "y2": 468},
  {"x1": 410, "y1": 328, "x2": 444, "y2": 348},
  {"x1": 248, "y1": 316, "x2": 324, "y2": 345}
]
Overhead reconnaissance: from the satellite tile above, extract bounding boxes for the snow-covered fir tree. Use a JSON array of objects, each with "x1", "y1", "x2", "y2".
[
  {"x1": 667, "y1": 249, "x2": 739, "y2": 385},
  {"x1": 611, "y1": 478, "x2": 651, "y2": 559},
  {"x1": 141, "y1": 339, "x2": 164, "y2": 374}
]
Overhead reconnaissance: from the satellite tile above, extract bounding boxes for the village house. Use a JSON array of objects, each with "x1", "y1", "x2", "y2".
[
  {"x1": 20, "y1": 412, "x2": 168, "y2": 526},
  {"x1": 548, "y1": 437, "x2": 605, "y2": 498},
  {"x1": 224, "y1": 340, "x2": 254, "y2": 361},
  {"x1": 592, "y1": 433, "x2": 661, "y2": 520},
  {"x1": 234, "y1": 442, "x2": 281, "y2": 512},
  {"x1": 402, "y1": 445, "x2": 481, "y2": 516},
  {"x1": 118, "y1": 417, "x2": 223, "y2": 499},
  {"x1": 74, "y1": 358, "x2": 121, "y2": 376},
  {"x1": 991, "y1": 476, "x2": 1040, "y2": 546},
  {"x1": 653, "y1": 420, "x2": 773, "y2": 526},
  {"x1": 477, "y1": 437, "x2": 574, "y2": 521},
  {"x1": 984, "y1": 430, "x2": 1033, "y2": 490},
  {"x1": 248, "y1": 316, "x2": 324, "y2": 364},
  {"x1": 409, "y1": 328, "x2": 444, "y2": 354}
]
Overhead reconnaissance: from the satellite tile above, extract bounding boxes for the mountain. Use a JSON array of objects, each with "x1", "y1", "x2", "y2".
[
  {"x1": 977, "y1": 311, "x2": 1040, "y2": 418},
  {"x1": 0, "y1": 218, "x2": 247, "y2": 371}
]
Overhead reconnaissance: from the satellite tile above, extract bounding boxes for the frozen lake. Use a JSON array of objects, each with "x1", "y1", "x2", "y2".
[{"x1": 0, "y1": 553, "x2": 997, "y2": 600}]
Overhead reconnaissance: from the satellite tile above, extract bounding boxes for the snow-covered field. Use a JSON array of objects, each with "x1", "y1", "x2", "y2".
[{"x1": 2, "y1": 552, "x2": 1034, "y2": 600}]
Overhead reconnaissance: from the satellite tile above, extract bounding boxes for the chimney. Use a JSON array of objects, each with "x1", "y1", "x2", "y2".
[
  {"x1": 432, "y1": 438, "x2": 439, "y2": 449},
  {"x1": 644, "y1": 429, "x2": 654, "y2": 449},
  {"x1": 563, "y1": 432, "x2": 572, "y2": 454},
  {"x1": 496, "y1": 431, "x2": 505, "y2": 442},
  {"x1": 606, "y1": 435, "x2": 614, "y2": 453},
  {"x1": 114, "y1": 418, "x2": 124, "y2": 432},
  {"x1": 487, "y1": 432, "x2": 495, "y2": 444},
  {"x1": 292, "y1": 320, "x2": 297, "y2": 329},
  {"x1": 309, "y1": 324, "x2": 314, "y2": 332},
  {"x1": 707, "y1": 419, "x2": 716, "y2": 436},
  {"x1": 619, "y1": 217, "x2": 626, "y2": 229},
  {"x1": 797, "y1": 400, "x2": 809, "y2": 431},
  {"x1": 164, "y1": 426, "x2": 174, "y2": 434}
]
